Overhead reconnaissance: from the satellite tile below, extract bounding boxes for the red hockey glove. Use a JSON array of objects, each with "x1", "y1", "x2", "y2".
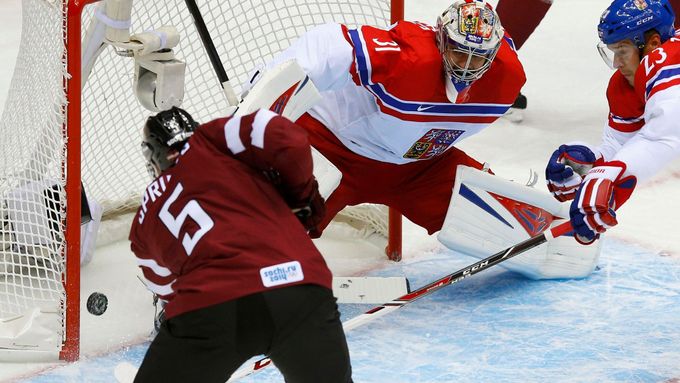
[{"x1": 569, "y1": 161, "x2": 636, "y2": 245}]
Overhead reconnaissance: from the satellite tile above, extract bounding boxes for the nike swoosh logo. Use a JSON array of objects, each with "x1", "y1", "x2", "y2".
[{"x1": 417, "y1": 105, "x2": 435, "y2": 112}]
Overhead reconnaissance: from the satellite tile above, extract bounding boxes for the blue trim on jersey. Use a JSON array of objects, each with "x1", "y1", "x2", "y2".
[
  {"x1": 459, "y1": 184, "x2": 513, "y2": 229},
  {"x1": 350, "y1": 28, "x2": 372, "y2": 85},
  {"x1": 610, "y1": 113, "x2": 643, "y2": 123},
  {"x1": 347, "y1": 28, "x2": 512, "y2": 118},
  {"x1": 503, "y1": 35, "x2": 516, "y2": 51},
  {"x1": 645, "y1": 66, "x2": 680, "y2": 98}
]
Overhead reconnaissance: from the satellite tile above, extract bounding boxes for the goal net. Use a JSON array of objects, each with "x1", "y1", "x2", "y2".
[{"x1": 0, "y1": 0, "x2": 402, "y2": 361}]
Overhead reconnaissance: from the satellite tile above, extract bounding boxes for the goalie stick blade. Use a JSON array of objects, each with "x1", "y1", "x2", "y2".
[{"x1": 333, "y1": 276, "x2": 409, "y2": 304}]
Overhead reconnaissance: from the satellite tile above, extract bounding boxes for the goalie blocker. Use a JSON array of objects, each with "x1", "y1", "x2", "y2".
[{"x1": 438, "y1": 166, "x2": 601, "y2": 280}]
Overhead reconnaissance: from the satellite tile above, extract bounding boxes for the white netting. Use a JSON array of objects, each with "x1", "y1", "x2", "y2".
[
  {"x1": 81, "y1": 0, "x2": 393, "y2": 215},
  {"x1": 0, "y1": 0, "x2": 393, "y2": 355},
  {"x1": 0, "y1": 0, "x2": 67, "y2": 351}
]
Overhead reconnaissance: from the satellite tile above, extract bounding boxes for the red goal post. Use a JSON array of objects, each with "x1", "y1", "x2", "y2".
[{"x1": 1, "y1": 0, "x2": 404, "y2": 362}]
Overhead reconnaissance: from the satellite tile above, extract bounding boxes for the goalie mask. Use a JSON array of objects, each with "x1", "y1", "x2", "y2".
[
  {"x1": 141, "y1": 107, "x2": 198, "y2": 177},
  {"x1": 437, "y1": 0, "x2": 504, "y2": 84}
]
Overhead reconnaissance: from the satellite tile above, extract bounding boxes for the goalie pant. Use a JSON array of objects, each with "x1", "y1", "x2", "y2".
[{"x1": 297, "y1": 113, "x2": 486, "y2": 237}]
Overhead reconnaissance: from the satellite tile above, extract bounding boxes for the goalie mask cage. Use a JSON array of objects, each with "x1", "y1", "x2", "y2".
[{"x1": 0, "y1": 0, "x2": 404, "y2": 362}]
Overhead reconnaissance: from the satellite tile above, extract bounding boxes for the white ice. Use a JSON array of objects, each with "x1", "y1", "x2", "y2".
[{"x1": 1, "y1": 0, "x2": 680, "y2": 382}]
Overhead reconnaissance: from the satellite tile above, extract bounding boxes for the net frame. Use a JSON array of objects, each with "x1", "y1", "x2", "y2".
[{"x1": 0, "y1": 0, "x2": 404, "y2": 362}]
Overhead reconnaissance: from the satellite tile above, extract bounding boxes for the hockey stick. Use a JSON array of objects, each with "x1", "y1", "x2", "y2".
[
  {"x1": 183, "y1": 0, "x2": 239, "y2": 106},
  {"x1": 227, "y1": 220, "x2": 573, "y2": 381}
]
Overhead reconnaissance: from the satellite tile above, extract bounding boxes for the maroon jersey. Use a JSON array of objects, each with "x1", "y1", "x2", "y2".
[{"x1": 129, "y1": 109, "x2": 332, "y2": 319}]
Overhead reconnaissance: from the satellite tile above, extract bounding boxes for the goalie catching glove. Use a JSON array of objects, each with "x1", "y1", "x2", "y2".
[
  {"x1": 570, "y1": 160, "x2": 636, "y2": 244},
  {"x1": 545, "y1": 143, "x2": 597, "y2": 202}
]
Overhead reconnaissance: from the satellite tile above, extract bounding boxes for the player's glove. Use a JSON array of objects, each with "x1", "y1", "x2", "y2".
[
  {"x1": 545, "y1": 144, "x2": 597, "y2": 202},
  {"x1": 570, "y1": 161, "x2": 636, "y2": 245},
  {"x1": 291, "y1": 180, "x2": 326, "y2": 236}
]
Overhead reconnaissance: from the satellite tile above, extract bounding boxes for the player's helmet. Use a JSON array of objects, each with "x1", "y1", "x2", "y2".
[
  {"x1": 141, "y1": 107, "x2": 198, "y2": 176},
  {"x1": 598, "y1": 0, "x2": 676, "y2": 47},
  {"x1": 436, "y1": 0, "x2": 504, "y2": 84}
]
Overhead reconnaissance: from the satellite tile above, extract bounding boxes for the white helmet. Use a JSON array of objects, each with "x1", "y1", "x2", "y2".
[{"x1": 437, "y1": 0, "x2": 504, "y2": 83}]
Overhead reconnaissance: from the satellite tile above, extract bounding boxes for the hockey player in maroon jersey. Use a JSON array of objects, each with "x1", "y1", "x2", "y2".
[
  {"x1": 251, "y1": 0, "x2": 525, "y2": 239},
  {"x1": 545, "y1": 0, "x2": 680, "y2": 244},
  {"x1": 129, "y1": 107, "x2": 352, "y2": 382}
]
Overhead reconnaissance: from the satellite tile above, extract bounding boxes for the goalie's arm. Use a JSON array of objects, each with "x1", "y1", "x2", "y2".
[
  {"x1": 254, "y1": 23, "x2": 355, "y2": 93},
  {"x1": 236, "y1": 24, "x2": 355, "y2": 121}
]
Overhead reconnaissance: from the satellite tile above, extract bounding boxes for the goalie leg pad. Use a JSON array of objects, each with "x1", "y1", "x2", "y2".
[{"x1": 437, "y1": 166, "x2": 601, "y2": 280}]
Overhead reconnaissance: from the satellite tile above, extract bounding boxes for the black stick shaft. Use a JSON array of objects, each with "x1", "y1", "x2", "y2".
[{"x1": 184, "y1": 0, "x2": 229, "y2": 84}]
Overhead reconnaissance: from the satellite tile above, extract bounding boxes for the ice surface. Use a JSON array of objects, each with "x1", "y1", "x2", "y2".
[{"x1": 23, "y1": 238, "x2": 680, "y2": 382}]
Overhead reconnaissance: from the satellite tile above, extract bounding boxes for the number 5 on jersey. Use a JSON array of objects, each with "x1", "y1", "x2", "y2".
[{"x1": 159, "y1": 183, "x2": 214, "y2": 255}]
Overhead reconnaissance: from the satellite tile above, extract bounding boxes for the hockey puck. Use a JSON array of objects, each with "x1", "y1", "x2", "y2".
[{"x1": 87, "y1": 292, "x2": 108, "y2": 316}]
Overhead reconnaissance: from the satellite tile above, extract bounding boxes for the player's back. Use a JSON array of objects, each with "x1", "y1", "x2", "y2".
[{"x1": 129, "y1": 114, "x2": 332, "y2": 319}]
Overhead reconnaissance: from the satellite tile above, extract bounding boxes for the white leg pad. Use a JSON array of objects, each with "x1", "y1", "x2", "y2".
[{"x1": 437, "y1": 166, "x2": 601, "y2": 280}]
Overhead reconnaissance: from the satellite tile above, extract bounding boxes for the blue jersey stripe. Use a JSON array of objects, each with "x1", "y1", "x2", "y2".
[
  {"x1": 645, "y1": 66, "x2": 680, "y2": 98},
  {"x1": 349, "y1": 28, "x2": 372, "y2": 85}
]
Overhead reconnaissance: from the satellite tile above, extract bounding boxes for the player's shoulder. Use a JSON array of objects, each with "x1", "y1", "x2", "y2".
[
  {"x1": 496, "y1": 34, "x2": 524, "y2": 74},
  {"x1": 389, "y1": 20, "x2": 438, "y2": 38},
  {"x1": 351, "y1": 21, "x2": 439, "y2": 60},
  {"x1": 347, "y1": 21, "x2": 440, "y2": 81},
  {"x1": 634, "y1": 34, "x2": 680, "y2": 100},
  {"x1": 467, "y1": 37, "x2": 525, "y2": 104},
  {"x1": 658, "y1": 32, "x2": 680, "y2": 56},
  {"x1": 357, "y1": 20, "x2": 437, "y2": 38},
  {"x1": 640, "y1": 35, "x2": 680, "y2": 76}
]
